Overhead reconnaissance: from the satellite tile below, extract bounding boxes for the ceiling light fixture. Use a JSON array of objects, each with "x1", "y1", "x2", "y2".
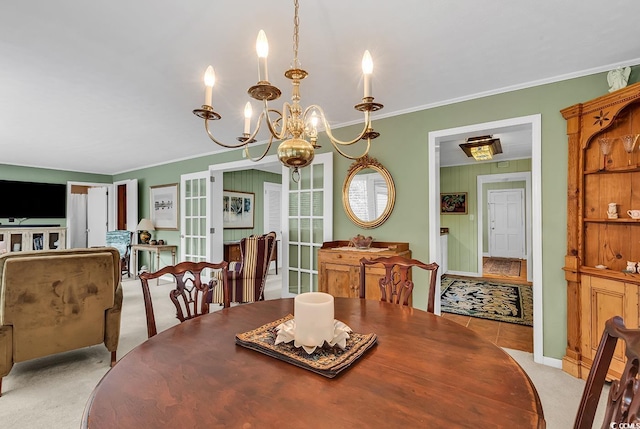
[
  {"x1": 459, "y1": 135, "x2": 503, "y2": 161},
  {"x1": 193, "y1": 0, "x2": 383, "y2": 181}
]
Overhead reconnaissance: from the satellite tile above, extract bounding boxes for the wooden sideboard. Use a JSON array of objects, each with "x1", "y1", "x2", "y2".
[
  {"x1": 562, "y1": 81, "x2": 640, "y2": 380},
  {"x1": 317, "y1": 241, "x2": 411, "y2": 302},
  {"x1": 0, "y1": 226, "x2": 66, "y2": 252}
]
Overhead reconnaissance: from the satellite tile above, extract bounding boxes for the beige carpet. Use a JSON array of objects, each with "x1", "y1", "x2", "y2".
[{"x1": 0, "y1": 274, "x2": 607, "y2": 429}]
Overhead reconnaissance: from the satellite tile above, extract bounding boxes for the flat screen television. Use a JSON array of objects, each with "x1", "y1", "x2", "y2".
[{"x1": 0, "y1": 180, "x2": 66, "y2": 219}]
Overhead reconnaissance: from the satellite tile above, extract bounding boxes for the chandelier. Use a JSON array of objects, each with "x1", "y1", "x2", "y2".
[{"x1": 193, "y1": 0, "x2": 383, "y2": 180}]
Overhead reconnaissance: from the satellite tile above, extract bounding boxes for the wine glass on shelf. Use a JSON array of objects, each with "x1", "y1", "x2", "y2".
[
  {"x1": 621, "y1": 134, "x2": 640, "y2": 167},
  {"x1": 599, "y1": 137, "x2": 613, "y2": 170}
]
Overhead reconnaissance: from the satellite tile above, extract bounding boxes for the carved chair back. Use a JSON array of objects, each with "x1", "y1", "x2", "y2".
[
  {"x1": 359, "y1": 256, "x2": 439, "y2": 312},
  {"x1": 574, "y1": 316, "x2": 640, "y2": 428},
  {"x1": 139, "y1": 261, "x2": 229, "y2": 338}
]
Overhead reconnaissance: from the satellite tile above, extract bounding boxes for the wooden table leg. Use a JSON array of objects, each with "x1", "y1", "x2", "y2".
[
  {"x1": 156, "y1": 249, "x2": 160, "y2": 285},
  {"x1": 133, "y1": 249, "x2": 138, "y2": 278}
]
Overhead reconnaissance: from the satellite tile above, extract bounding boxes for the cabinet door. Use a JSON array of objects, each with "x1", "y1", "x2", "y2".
[
  {"x1": 580, "y1": 275, "x2": 639, "y2": 378},
  {"x1": 359, "y1": 266, "x2": 386, "y2": 301},
  {"x1": 319, "y1": 262, "x2": 358, "y2": 298}
]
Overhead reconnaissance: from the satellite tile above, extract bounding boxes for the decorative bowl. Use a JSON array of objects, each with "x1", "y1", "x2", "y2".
[{"x1": 350, "y1": 234, "x2": 374, "y2": 249}]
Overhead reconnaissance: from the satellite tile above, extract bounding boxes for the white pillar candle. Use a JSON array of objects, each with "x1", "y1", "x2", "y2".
[{"x1": 294, "y1": 292, "x2": 335, "y2": 347}]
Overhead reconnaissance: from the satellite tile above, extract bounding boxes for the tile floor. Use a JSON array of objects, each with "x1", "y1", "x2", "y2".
[{"x1": 441, "y1": 312, "x2": 533, "y2": 352}]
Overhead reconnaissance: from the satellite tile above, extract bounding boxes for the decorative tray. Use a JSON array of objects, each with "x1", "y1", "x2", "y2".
[{"x1": 235, "y1": 314, "x2": 377, "y2": 378}]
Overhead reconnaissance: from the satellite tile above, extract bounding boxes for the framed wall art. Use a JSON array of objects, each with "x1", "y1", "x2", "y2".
[
  {"x1": 150, "y1": 183, "x2": 179, "y2": 230},
  {"x1": 440, "y1": 192, "x2": 467, "y2": 214},
  {"x1": 223, "y1": 190, "x2": 255, "y2": 229}
]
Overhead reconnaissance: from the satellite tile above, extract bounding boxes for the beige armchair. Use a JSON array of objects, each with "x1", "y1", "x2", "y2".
[{"x1": 0, "y1": 247, "x2": 123, "y2": 396}]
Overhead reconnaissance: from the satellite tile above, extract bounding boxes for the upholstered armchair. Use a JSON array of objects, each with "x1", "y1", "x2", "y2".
[
  {"x1": 0, "y1": 248, "x2": 123, "y2": 396},
  {"x1": 106, "y1": 230, "x2": 133, "y2": 278},
  {"x1": 210, "y1": 232, "x2": 276, "y2": 304}
]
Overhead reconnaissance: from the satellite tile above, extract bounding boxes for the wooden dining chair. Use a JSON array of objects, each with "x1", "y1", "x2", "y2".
[
  {"x1": 139, "y1": 261, "x2": 229, "y2": 338},
  {"x1": 574, "y1": 316, "x2": 640, "y2": 429},
  {"x1": 359, "y1": 256, "x2": 439, "y2": 312}
]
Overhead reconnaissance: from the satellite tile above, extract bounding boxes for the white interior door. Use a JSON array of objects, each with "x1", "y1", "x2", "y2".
[
  {"x1": 282, "y1": 152, "x2": 333, "y2": 297},
  {"x1": 264, "y1": 182, "x2": 282, "y2": 272},
  {"x1": 181, "y1": 171, "x2": 211, "y2": 263},
  {"x1": 488, "y1": 189, "x2": 525, "y2": 259},
  {"x1": 87, "y1": 186, "x2": 108, "y2": 247}
]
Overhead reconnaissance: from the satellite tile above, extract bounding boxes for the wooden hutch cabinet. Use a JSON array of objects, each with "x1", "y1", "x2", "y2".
[
  {"x1": 317, "y1": 241, "x2": 411, "y2": 302},
  {"x1": 562, "y1": 82, "x2": 640, "y2": 380}
]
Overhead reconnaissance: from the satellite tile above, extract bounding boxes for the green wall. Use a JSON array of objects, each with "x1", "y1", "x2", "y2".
[
  {"x1": 5, "y1": 67, "x2": 640, "y2": 361},
  {"x1": 440, "y1": 159, "x2": 531, "y2": 272},
  {"x1": 222, "y1": 169, "x2": 282, "y2": 241}
]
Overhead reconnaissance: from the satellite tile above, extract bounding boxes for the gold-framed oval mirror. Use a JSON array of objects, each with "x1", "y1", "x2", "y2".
[{"x1": 342, "y1": 155, "x2": 396, "y2": 229}]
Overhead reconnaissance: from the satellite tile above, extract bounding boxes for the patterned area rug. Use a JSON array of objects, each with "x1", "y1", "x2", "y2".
[
  {"x1": 483, "y1": 258, "x2": 521, "y2": 277},
  {"x1": 440, "y1": 277, "x2": 533, "y2": 326}
]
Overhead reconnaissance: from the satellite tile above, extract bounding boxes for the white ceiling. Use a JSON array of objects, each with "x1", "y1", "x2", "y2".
[{"x1": 2, "y1": 1, "x2": 639, "y2": 175}]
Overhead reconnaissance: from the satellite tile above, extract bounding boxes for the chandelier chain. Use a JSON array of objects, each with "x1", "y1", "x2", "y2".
[{"x1": 292, "y1": 0, "x2": 300, "y2": 69}]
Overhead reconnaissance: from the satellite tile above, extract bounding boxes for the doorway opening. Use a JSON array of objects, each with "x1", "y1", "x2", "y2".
[
  {"x1": 428, "y1": 114, "x2": 544, "y2": 364},
  {"x1": 208, "y1": 155, "x2": 284, "y2": 296}
]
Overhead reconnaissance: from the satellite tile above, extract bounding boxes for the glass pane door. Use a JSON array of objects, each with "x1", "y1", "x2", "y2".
[
  {"x1": 181, "y1": 171, "x2": 210, "y2": 263},
  {"x1": 282, "y1": 153, "x2": 333, "y2": 296}
]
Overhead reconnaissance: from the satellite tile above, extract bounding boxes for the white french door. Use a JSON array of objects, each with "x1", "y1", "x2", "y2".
[
  {"x1": 180, "y1": 172, "x2": 211, "y2": 263},
  {"x1": 488, "y1": 189, "x2": 525, "y2": 259},
  {"x1": 282, "y1": 153, "x2": 333, "y2": 297}
]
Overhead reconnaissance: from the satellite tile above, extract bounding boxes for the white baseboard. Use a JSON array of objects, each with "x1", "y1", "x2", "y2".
[
  {"x1": 444, "y1": 270, "x2": 480, "y2": 277},
  {"x1": 541, "y1": 356, "x2": 563, "y2": 369}
]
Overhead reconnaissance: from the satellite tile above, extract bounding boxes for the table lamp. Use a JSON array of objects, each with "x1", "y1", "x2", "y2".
[{"x1": 136, "y1": 218, "x2": 155, "y2": 244}]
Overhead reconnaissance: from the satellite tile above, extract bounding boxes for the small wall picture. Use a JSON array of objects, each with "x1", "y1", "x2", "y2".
[
  {"x1": 150, "y1": 183, "x2": 179, "y2": 230},
  {"x1": 441, "y1": 192, "x2": 467, "y2": 214},
  {"x1": 223, "y1": 190, "x2": 254, "y2": 229}
]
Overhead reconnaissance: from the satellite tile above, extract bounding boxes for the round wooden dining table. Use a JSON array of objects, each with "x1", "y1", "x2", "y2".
[{"x1": 82, "y1": 298, "x2": 545, "y2": 428}]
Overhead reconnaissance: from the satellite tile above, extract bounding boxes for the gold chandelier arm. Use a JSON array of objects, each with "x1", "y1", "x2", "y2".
[
  {"x1": 263, "y1": 100, "x2": 290, "y2": 140},
  {"x1": 330, "y1": 135, "x2": 372, "y2": 160},
  {"x1": 305, "y1": 105, "x2": 372, "y2": 146},
  {"x1": 203, "y1": 116, "x2": 263, "y2": 149},
  {"x1": 243, "y1": 133, "x2": 276, "y2": 162}
]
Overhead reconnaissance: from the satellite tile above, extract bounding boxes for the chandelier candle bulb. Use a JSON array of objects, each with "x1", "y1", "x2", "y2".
[
  {"x1": 256, "y1": 30, "x2": 269, "y2": 82},
  {"x1": 243, "y1": 102, "x2": 252, "y2": 134},
  {"x1": 204, "y1": 66, "x2": 215, "y2": 106},
  {"x1": 294, "y1": 292, "x2": 335, "y2": 349},
  {"x1": 362, "y1": 50, "x2": 373, "y2": 98}
]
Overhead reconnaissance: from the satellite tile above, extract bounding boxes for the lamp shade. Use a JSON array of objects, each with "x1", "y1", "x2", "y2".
[{"x1": 136, "y1": 218, "x2": 155, "y2": 231}]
